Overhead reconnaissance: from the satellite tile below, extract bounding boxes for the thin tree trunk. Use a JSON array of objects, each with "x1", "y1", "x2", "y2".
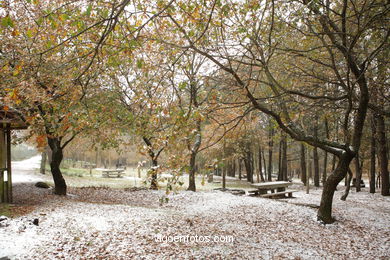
[
  {"x1": 238, "y1": 158, "x2": 242, "y2": 180},
  {"x1": 376, "y1": 114, "x2": 390, "y2": 196},
  {"x1": 341, "y1": 168, "x2": 353, "y2": 201},
  {"x1": 300, "y1": 143, "x2": 307, "y2": 185},
  {"x1": 232, "y1": 159, "x2": 236, "y2": 178},
  {"x1": 244, "y1": 150, "x2": 253, "y2": 183},
  {"x1": 278, "y1": 139, "x2": 283, "y2": 181},
  {"x1": 262, "y1": 149, "x2": 267, "y2": 181},
  {"x1": 282, "y1": 134, "x2": 288, "y2": 181},
  {"x1": 40, "y1": 151, "x2": 47, "y2": 175},
  {"x1": 355, "y1": 154, "x2": 362, "y2": 192},
  {"x1": 331, "y1": 120, "x2": 339, "y2": 172},
  {"x1": 313, "y1": 116, "x2": 320, "y2": 187},
  {"x1": 322, "y1": 118, "x2": 329, "y2": 184},
  {"x1": 268, "y1": 122, "x2": 273, "y2": 181},
  {"x1": 370, "y1": 116, "x2": 376, "y2": 193},
  {"x1": 259, "y1": 146, "x2": 264, "y2": 182}
]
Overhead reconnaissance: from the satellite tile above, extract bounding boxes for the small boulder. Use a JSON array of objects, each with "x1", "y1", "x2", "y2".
[{"x1": 35, "y1": 182, "x2": 50, "y2": 189}]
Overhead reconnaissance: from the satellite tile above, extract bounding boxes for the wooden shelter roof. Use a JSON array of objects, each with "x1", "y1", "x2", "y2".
[{"x1": 0, "y1": 105, "x2": 28, "y2": 129}]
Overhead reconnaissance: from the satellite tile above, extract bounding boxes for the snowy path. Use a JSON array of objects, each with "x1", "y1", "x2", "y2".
[{"x1": 11, "y1": 155, "x2": 46, "y2": 183}]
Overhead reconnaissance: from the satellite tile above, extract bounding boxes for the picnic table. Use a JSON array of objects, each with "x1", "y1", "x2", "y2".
[
  {"x1": 99, "y1": 168, "x2": 125, "y2": 178},
  {"x1": 249, "y1": 181, "x2": 296, "y2": 198}
]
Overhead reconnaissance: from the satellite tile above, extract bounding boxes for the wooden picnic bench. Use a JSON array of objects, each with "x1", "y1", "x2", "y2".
[
  {"x1": 248, "y1": 181, "x2": 296, "y2": 198},
  {"x1": 100, "y1": 168, "x2": 125, "y2": 178}
]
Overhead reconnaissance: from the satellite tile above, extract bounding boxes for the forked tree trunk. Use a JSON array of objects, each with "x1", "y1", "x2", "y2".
[
  {"x1": 318, "y1": 152, "x2": 354, "y2": 223},
  {"x1": 47, "y1": 137, "x2": 66, "y2": 195}
]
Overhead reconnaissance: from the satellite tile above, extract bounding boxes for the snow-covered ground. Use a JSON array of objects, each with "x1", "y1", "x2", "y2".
[{"x1": 1, "y1": 157, "x2": 389, "y2": 259}]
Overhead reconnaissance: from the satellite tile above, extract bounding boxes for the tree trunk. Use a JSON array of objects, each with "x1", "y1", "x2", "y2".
[
  {"x1": 331, "y1": 120, "x2": 338, "y2": 172},
  {"x1": 370, "y1": 116, "x2": 376, "y2": 193},
  {"x1": 262, "y1": 149, "x2": 267, "y2": 181},
  {"x1": 244, "y1": 152, "x2": 253, "y2": 183},
  {"x1": 47, "y1": 137, "x2": 66, "y2": 195},
  {"x1": 313, "y1": 116, "x2": 320, "y2": 187},
  {"x1": 187, "y1": 152, "x2": 196, "y2": 191},
  {"x1": 341, "y1": 168, "x2": 353, "y2": 201},
  {"x1": 238, "y1": 158, "x2": 242, "y2": 180},
  {"x1": 300, "y1": 143, "x2": 307, "y2": 185},
  {"x1": 232, "y1": 159, "x2": 236, "y2": 178},
  {"x1": 259, "y1": 146, "x2": 264, "y2": 182},
  {"x1": 313, "y1": 147, "x2": 319, "y2": 187},
  {"x1": 376, "y1": 114, "x2": 389, "y2": 196},
  {"x1": 355, "y1": 154, "x2": 362, "y2": 192},
  {"x1": 40, "y1": 151, "x2": 47, "y2": 175},
  {"x1": 318, "y1": 152, "x2": 354, "y2": 224},
  {"x1": 322, "y1": 118, "x2": 329, "y2": 184},
  {"x1": 278, "y1": 139, "x2": 283, "y2": 181},
  {"x1": 268, "y1": 122, "x2": 273, "y2": 181},
  {"x1": 282, "y1": 134, "x2": 288, "y2": 181}
]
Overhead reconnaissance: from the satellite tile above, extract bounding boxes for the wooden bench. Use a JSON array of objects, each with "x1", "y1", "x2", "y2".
[
  {"x1": 101, "y1": 169, "x2": 125, "y2": 178},
  {"x1": 260, "y1": 190, "x2": 297, "y2": 198}
]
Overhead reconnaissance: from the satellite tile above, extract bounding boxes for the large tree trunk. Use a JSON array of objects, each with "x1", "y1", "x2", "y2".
[
  {"x1": 47, "y1": 137, "x2": 66, "y2": 195},
  {"x1": 300, "y1": 143, "x2": 307, "y2": 185},
  {"x1": 376, "y1": 115, "x2": 389, "y2": 196},
  {"x1": 370, "y1": 116, "x2": 376, "y2": 193},
  {"x1": 318, "y1": 152, "x2": 354, "y2": 223}
]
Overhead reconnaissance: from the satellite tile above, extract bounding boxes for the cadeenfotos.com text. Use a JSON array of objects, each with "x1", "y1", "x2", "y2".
[{"x1": 155, "y1": 234, "x2": 234, "y2": 243}]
